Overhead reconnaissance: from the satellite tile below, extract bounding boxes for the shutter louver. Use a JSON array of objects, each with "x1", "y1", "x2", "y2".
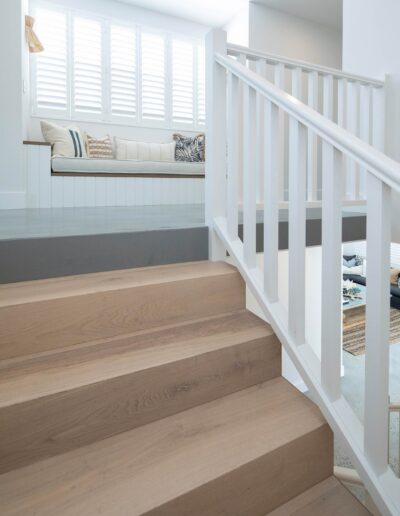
[
  {"x1": 110, "y1": 24, "x2": 136, "y2": 118},
  {"x1": 141, "y1": 32, "x2": 165, "y2": 121},
  {"x1": 172, "y1": 39, "x2": 194, "y2": 125},
  {"x1": 73, "y1": 17, "x2": 102, "y2": 114},
  {"x1": 34, "y1": 9, "x2": 68, "y2": 112},
  {"x1": 197, "y1": 45, "x2": 206, "y2": 125}
]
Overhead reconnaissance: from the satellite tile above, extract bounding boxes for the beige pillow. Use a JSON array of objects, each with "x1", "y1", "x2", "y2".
[
  {"x1": 390, "y1": 268, "x2": 400, "y2": 285},
  {"x1": 115, "y1": 137, "x2": 176, "y2": 162},
  {"x1": 40, "y1": 120, "x2": 87, "y2": 158},
  {"x1": 86, "y1": 135, "x2": 113, "y2": 159}
]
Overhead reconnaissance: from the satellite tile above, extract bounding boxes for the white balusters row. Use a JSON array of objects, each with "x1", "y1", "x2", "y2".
[
  {"x1": 207, "y1": 29, "x2": 400, "y2": 515},
  {"x1": 230, "y1": 48, "x2": 385, "y2": 205}
]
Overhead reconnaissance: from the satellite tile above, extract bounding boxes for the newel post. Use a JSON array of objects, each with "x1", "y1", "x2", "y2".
[{"x1": 205, "y1": 29, "x2": 227, "y2": 260}]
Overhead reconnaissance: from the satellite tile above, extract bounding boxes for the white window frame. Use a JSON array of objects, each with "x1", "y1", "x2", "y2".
[{"x1": 30, "y1": 1, "x2": 205, "y2": 131}]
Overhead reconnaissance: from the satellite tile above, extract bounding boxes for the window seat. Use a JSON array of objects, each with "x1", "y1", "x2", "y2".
[{"x1": 51, "y1": 157, "x2": 205, "y2": 178}]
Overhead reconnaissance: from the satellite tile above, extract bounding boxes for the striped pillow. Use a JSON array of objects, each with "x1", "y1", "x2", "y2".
[
  {"x1": 40, "y1": 120, "x2": 87, "y2": 158},
  {"x1": 86, "y1": 135, "x2": 114, "y2": 159}
]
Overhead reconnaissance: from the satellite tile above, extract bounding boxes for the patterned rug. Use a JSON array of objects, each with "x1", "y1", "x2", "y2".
[{"x1": 343, "y1": 308, "x2": 400, "y2": 356}]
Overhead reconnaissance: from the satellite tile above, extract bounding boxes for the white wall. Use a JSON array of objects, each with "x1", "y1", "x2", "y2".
[
  {"x1": 0, "y1": 0, "x2": 28, "y2": 208},
  {"x1": 224, "y1": 4, "x2": 249, "y2": 47},
  {"x1": 342, "y1": 0, "x2": 400, "y2": 243},
  {"x1": 249, "y1": 3, "x2": 342, "y2": 68}
]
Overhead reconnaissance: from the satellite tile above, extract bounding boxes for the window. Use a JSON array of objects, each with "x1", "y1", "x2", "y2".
[
  {"x1": 141, "y1": 32, "x2": 166, "y2": 121},
  {"x1": 73, "y1": 17, "x2": 102, "y2": 115},
  {"x1": 31, "y1": 6, "x2": 205, "y2": 129},
  {"x1": 34, "y1": 9, "x2": 68, "y2": 112},
  {"x1": 172, "y1": 39, "x2": 194, "y2": 124},
  {"x1": 110, "y1": 25, "x2": 137, "y2": 118}
]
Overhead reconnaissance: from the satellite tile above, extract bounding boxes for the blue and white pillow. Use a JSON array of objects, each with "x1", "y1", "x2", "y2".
[{"x1": 41, "y1": 120, "x2": 87, "y2": 158}]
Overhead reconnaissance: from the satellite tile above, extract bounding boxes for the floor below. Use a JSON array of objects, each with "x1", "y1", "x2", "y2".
[{"x1": 0, "y1": 204, "x2": 205, "y2": 240}]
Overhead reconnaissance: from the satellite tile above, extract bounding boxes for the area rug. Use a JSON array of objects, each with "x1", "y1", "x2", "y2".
[{"x1": 343, "y1": 308, "x2": 400, "y2": 356}]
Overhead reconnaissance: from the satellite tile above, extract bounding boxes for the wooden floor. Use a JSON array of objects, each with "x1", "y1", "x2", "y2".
[
  {"x1": 267, "y1": 476, "x2": 371, "y2": 515},
  {"x1": 0, "y1": 261, "x2": 372, "y2": 515}
]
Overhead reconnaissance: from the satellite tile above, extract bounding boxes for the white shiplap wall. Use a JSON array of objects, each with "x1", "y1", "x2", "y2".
[{"x1": 25, "y1": 145, "x2": 204, "y2": 208}]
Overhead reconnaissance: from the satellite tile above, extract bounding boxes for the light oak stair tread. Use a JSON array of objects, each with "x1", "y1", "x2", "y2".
[
  {"x1": 0, "y1": 310, "x2": 274, "y2": 407},
  {"x1": 0, "y1": 260, "x2": 237, "y2": 307},
  {"x1": 266, "y1": 476, "x2": 371, "y2": 515},
  {"x1": 0, "y1": 377, "x2": 329, "y2": 516}
]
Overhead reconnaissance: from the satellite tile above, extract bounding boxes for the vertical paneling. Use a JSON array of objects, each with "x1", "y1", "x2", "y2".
[
  {"x1": 372, "y1": 86, "x2": 385, "y2": 152},
  {"x1": 364, "y1": 174, "x2": 391, "y2": 474},
  {"x1": 227, "y1": 72, "x2": 239, "y2": 240},
  {"x1": 27, "y1": 146, "x2": 40, "y2": 208},
  {"x1": 205, "y1": 29, "x2": 227, "y2": 260},
  {"x1": 288, "y1": 118, "x2": 307, "y2": 344},
  {"x1": 242, "y1": 84, "x2": 257, "y2": 269},
  {"x1": 38, "y1": 147, "x2": 52, "y2": 208},
  {"x1": 274, "y1": 62, "x2": 285, "y2": 202},
  {"x1": 263, "y1": 98, "x2": 279, "y2": 302},
  {"x1": 337, "y1": 78, "x2": 347, "y2": 199},
  {"x1": 289, "y1": 118, "x2": 307, "y2": 345},
  {"x1": 359, "y1": 84, "x2": 372, "y2": 199},
  {"x1": 307, "y1": 71, "x2": 319, "y2": 201},
  {"x1": 323, "y1": 74, "x2": 334, "y2": 120},
  {"x1": 62, "y1": 176, "x2": 74, "y2": 207},
  {"x1": 51, "y1": 176, "x2": 63, "y2": 207},
  {"x1": 345, "y1": 81, "x2": 360, "y2": 199},
  {"x1": 291, "y1": 66, "x2": 303, "y2": 101},
  {"x1": 74, "y1": 177, "x2": 86, "y2": 207},
  {"x1": 256, "y1": 59, "x2": 266, "y2": 205},
  {"x1": 321, "y1": 143, "x2": 343, "y2": 400}
]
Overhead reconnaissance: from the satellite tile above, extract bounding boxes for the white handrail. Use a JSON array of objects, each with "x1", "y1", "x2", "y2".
[
  {"x1": 227, "y1": 42, "x2": 385, "y2": 87},
  {"x1": 215, "y1": 52, "x2": 400, "y2": 193}
]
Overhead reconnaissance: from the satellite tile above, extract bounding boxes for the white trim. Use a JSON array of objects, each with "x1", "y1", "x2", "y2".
[{"x1": 227, "y1": 43, "x2": 385, "y2": 87}]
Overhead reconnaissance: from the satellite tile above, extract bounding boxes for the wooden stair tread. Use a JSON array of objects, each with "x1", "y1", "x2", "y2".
[
  {"x1": 0, "y1": 310, "x2": 274, "y2": 407},
  {"x1": 266, "y1": 476, "x2": 371, "y2": 515},
  {"x1": 0, "y1": 260, "x2": 237, "y2": 307},
  {"x1": 0, "y1": 377, "x2": 330, "y2": 516}
]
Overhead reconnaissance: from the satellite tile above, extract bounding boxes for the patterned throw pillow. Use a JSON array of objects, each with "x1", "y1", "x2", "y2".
[
  {"x1": 173, "y1": 133, "x2": 205, "y2": 162},
  {"x1": 86, "y1": 135, "x2": 114, "y2": 159}
]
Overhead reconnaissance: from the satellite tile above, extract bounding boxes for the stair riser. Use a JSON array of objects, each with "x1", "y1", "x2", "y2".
[
  {"x1": 145, "y1": 425, "x2": 333, "y2": 516},
  {"x1": 0, "y1": 273, "x2": 245, "y2": 360},
  {"x1": 0, "y1": 335, "x2": 280, "y2": 474}
]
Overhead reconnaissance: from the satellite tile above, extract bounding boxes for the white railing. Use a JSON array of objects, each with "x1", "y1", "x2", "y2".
[
  {"x1": 225, "y1": 42, "x2": 385, "y2": 205},
  {"x1": 205, "y1": 29, "x2": 400, "y2": 515}
]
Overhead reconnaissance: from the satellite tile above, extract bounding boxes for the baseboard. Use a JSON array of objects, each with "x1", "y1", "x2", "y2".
[{"x1": 0, "y1": 191, "x2": 26, "y2": 209}]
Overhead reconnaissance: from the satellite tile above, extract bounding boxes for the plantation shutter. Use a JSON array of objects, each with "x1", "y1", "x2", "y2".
[
  {"x1": 172, "y1": 39, "x2": 194, "y2": 125},
  {"x1": 34, "y1": 8, "x2": 68, "y2": 113},
  {"x1": 110, "y1": 24, "x2": 137, "y2": 118},
  {"x1": 197, "y1": 45, "x2": 206, "y2": 125},
  {"x1": 141, "y1": 32, "x2": 166, "y2": 121},
  {"x1": 72, "y1": 16, "x2": 103, "y2": 115}
]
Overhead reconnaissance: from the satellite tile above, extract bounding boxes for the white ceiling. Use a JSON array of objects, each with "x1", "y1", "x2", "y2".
[
  {"x1": 251, "y1": 0, "x2": 343, "y2": 30},
  {"x1": 116, "y1": 0, "x2": 249, "y2": 27}
]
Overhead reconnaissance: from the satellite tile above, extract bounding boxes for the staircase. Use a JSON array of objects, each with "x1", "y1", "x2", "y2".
[{"x1": 0, "y1": 261, "x2": 368, "y2": 515}]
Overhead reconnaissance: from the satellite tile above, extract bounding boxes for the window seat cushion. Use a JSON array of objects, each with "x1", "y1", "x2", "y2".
[{"x1": 51, "y1": 157, "x2": 205, "y2": 176}]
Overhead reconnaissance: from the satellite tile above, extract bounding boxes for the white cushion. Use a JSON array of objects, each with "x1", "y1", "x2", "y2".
[
  {"x1": 51, "y1": 157, "x2": 205, "y2": 176},
  {"x1": 115, "y1": 138, "x2": 176, "y2": 162},
  {"x1": 343, "y1": 265, "x2": 363, "y2": 275},
  {"x1": 41, "y1": 120, "x2": 87, "y2": 158}
]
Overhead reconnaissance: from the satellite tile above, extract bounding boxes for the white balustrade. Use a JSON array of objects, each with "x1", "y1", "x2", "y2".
[{"x1": 207, "y1": 29, "x2": 398, "y2": 515}]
